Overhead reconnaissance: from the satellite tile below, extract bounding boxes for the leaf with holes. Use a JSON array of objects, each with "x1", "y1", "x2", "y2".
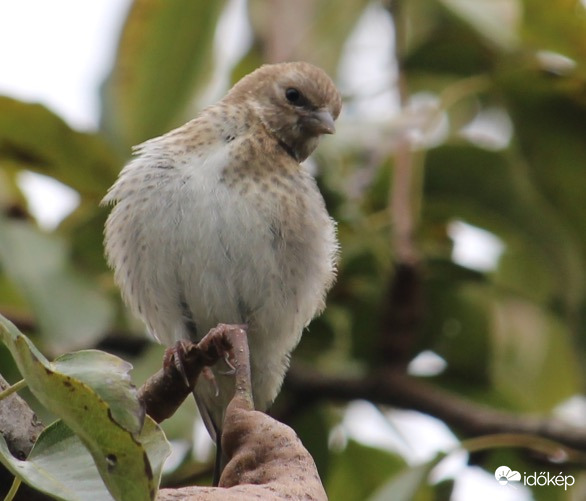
[{"x1": 0, "y1": 314, "x2": 170, "y2": 501}]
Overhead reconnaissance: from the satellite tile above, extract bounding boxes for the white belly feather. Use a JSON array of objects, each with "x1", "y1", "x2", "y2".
[{"x1": 104, "y1": 140, "x2": 337, "y2": 420}]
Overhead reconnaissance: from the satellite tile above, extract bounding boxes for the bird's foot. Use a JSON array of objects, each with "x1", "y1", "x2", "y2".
[
  {"x1": 217, "y1": 355, "x2": 236, "y2": 376},
  {"x1": 198, "y1": 323, "x2": 247, "y2": 372},
  {"x1": 160, "y1": 324, "x2": 247, "y2": 393},
  {"x1": 163, "y1": 339, "x2": 193, "y2": 388}
]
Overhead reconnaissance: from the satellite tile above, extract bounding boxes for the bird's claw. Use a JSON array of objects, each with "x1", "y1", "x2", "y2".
[
  {"x1": 163, "y1": 340, "x2": 192, "y2": 388},
  {"x1": 162, "y1": 324, "x2": 248, "y2": 395},
  {"x1": 201, "y1": 367, "x2": 220, "y2": 397},
  {"x1": 217, "y1": 353, "x2": 236, "y2": 376}
]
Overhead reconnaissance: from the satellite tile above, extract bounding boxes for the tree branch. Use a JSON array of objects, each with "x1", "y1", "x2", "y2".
[
  {"x1": 0, "y1": 375, "x2": 53, "y2": 501},
  {"x1": 284, "y1": 366, "x2": 586, "y2": 457}
]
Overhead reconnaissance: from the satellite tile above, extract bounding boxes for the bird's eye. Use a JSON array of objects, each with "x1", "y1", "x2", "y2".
[{"x1": 285, "y1": 87, "x2": 303, "y2": 105}]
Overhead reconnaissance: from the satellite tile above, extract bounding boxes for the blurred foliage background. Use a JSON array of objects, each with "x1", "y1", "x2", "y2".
[{"x1": 1, "y1": 0, "x2": 586, "y2": 499}]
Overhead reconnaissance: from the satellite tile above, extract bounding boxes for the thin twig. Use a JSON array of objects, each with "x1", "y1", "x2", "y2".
[{"x1": 0, "y1": 380, "x2": 26, "y2": 402}]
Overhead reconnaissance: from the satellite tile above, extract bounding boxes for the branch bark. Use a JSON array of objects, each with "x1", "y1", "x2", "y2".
[
  {"x1": 145, "y1": 325, "x2": 327, "y2": 500},
  {"x1": 0, "y1": 375, "x2": 43, "y2": 459},
  {"x1": 0, "y1": 375, "x2": 52, "y2": 501},
  {"x1": 284, "y1": 366, "x2": 586, "y2": 457}
]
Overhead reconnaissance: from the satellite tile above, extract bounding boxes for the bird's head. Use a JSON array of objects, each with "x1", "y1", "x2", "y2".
[{"x1": 225, "y1": 62, "x2": 342, "y2": 162}]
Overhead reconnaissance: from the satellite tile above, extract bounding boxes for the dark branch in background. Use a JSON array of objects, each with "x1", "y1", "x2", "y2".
[
  {"x1": 0, "y1": 311, "x2": 154, "y2": 359},
  {"x1": 378, "y1": 262, "x2": 423, "y2": 369},
  {"x1": 0, "y1": 312, "x2": 37, "y2": 335},
  {"x1": 376, "y1": 1, "x2": 424, "y2": 370},
  {"x1": 284, "y1": 366, "x2": 586, "y2": 460},
  {"x1": 3, "y1": 203, "x2": 30, "y2": 221},
  {"x1": 8, "y1": 312, "x2": 586, "y2": 462}
]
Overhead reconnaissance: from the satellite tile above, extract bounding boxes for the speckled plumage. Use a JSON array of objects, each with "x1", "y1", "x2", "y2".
[{"x1": 102, "y1": 62, "x2": 341, "y2": 442}]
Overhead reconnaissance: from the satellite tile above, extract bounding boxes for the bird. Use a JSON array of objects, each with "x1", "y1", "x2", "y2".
[{"x1": 101, "y1": 61, "x2": 341, "y2": 480}]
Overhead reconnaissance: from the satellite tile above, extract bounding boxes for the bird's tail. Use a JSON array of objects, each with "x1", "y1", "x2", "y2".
[{"x1": 193, "y1": 389, "x2": 226, "y2": 486}]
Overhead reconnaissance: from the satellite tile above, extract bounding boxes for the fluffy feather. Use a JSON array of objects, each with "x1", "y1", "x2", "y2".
[{"x1": 103, "y1": 61, "x2": 341, "y2": 442}]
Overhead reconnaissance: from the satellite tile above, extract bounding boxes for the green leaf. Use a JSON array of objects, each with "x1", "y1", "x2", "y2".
[
  {"x1": 423, "y1": 267, "x2": 491, "y2": 385},
  {"x1": 0, "y1": 96, "x2": 120, "y2": 197},
  {"x1": 400, "y1": 2, "x2": 496, "y2": 75},
  {"x1": 291, "y1": 406, "x2": 331, "y2": 481},
  {"x1": 100, "y1": 0, "x2": 226, "y2": 150},
  {"x1": 491, "y1": 297, "x2": 581, "y2": 411},
  {"x1": 62, "y1": 205, "x2": 112, "y2": 274},
  {"x1": 0, "y1": 420, "x2": 114, "y2": 501},
  {"x1": 438, "y1": 0, "x2": 521, "y2": 50},
  {"x1": 0, "y1": 316, "x2": 170, "y2": 501},
  {"x1": 521, "y1": 0, "x2": 586, "y2": 69},
  {"x1": 326, "y1": 440, "x2": 406, "y2": 501},
  {"x1": 501, "y1": 71, "x2": 586, "y2": 252},
  {"x1": 368, "y1": 454, "x2": 444, "y2": 501},
  {"x1": 53, "y1": 350, "x2": 143, "y2": 435},
  {"x1": 0, "y1": 217, "x2": 114, "y2": 352},
  {"x1": 424, "y1": 145, "x2": 585, "y2": 316},
  {"x1": 0, "y1": 418, "x2": 169, "y2": 501},
  {"x1": 495, "y1": 240, "x2": 556, "y2": 307}
]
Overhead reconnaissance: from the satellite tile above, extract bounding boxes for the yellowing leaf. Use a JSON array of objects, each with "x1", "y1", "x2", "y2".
[{"x1": 0, "y1": 315, "x2": 170, "y2": 501}]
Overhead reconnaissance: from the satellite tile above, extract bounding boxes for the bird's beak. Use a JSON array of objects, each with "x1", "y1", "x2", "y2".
[{"x1": 307, "y1": 109, "x2": 336, "y2": 135}]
